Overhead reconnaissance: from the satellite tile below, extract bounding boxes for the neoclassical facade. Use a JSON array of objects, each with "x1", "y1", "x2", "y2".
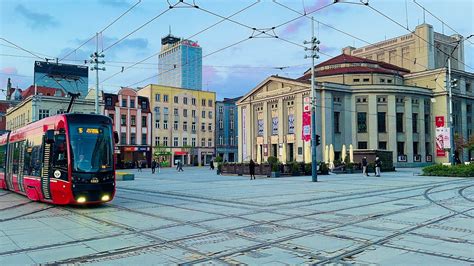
[{"x1": 238, "y1": 54, "x2": 474, "y2": 167}]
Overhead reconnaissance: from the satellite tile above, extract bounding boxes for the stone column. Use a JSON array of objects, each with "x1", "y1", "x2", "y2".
[
  {"x1": 419, "y1": 99, "x2": 426, "y2": 162},
  {"x1": 461, "y1": 99, "x2": 468, "y2": 161},
  {"x1": 278, "y1": 98, "x2": 286, "y2": 163},
  {"x1": 295, "y1": 93, "x2": 304, "y2": 162},
  {"x1": 405, "y1": 97, "x2": 414, "y2": 163},
  {"x1": 368, "y1": 94, "x2": 378, "y2": 149},
  {"x1": 387, "y1": 95, "x2": 397, "y2": 163}
]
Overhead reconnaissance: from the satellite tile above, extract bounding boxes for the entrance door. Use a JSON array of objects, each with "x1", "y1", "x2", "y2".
[
  {"x1": 272, "y1": 144, "x2": 277, "y2": 157},
  {"x1": 288, "y1": 143, "x2": 294, "y2": 162}
]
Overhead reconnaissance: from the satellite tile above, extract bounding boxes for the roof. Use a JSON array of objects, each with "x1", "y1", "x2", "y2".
[
  {"x1": 298, "y1": 66, "x2": 406, "y2": 80},
  {"x1": 315, "y1": 54, "x2": 410, "y2": 73},
  {"x1": 21, "y1": 85, "x2": 65, "y2": 99}
]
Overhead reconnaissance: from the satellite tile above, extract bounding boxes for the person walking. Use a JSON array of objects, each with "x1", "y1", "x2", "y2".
[
  {"x1": 151, "y1": 159, "x2": 157, "y2": 174},
  {"x1": 249, "y1": 159, "x2": 256, "y2": 180},
  {"x1": 178, "y1": 161, "x2": 184, "y2": 172},
  {"x1": 375, "y1": 156, "x2": 382, "y2": 177},
  {"x1": 137, "y1": 160, "x2": 142, "y2": 172},
  {"x1": 209, "y1": 160, "x2": 214, "y2": 170},
  {"x1": 362, "y1": 157, "x2": 369, "y2": 176}
]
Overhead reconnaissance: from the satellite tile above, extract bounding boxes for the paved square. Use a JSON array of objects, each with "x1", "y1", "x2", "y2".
[{"x1": 1, "y1": 168, "x2": 473, "y2": 265}]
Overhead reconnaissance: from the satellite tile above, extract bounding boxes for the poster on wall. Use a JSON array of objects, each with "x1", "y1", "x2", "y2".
[
  {"x1": 288, "y1": 114, "x2": 295, "y2": 134},
  {"x1": 435, "y1": 127, "x2": 450, "y2": 156},
  {"x1": 272, "y1": 117, "x2": 278, "y2": 135},
  {"x1": 257, "y1": 119, "x2": 264, "y2": 136},
  {"x1": 302, "y1": 111, "x2": 311, "y2": 141}
]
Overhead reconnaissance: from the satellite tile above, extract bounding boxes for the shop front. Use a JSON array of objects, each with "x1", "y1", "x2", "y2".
[{"x1": 116, "y1": 145, "x2": 152, "y2": 169}]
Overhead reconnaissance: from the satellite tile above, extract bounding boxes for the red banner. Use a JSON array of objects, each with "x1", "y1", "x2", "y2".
[
  {"x1": 435, "y1": 116, "x2": 445, "y2": 128},
  {"x1": 302, "y1": 111, "x2": 311, "y2": 142},
  {"x1": 435, "y1": 116, "x2": 446, "y2": 157}
]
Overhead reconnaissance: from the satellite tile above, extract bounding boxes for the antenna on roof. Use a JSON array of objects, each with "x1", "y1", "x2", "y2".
[{"x1": 169, "y1": 25, "x2": 171, "y2": 35}]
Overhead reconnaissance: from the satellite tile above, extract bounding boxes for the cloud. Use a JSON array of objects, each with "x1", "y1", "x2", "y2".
[
  {"x1": 15, "y1": 4, "x2": 59, "y2": 30},
  {"x1": 203, "y1": 65, "x2": 219, "y2": 82},
  {"x1": 1, "y1": 67, "x2": 18, "y2": 75},
  {"x1": 319, "y1": 44, "x2": 339, "y2": 55},
  {"x1": 99, "y1": 0, "x2": 130, "y2": 8}
]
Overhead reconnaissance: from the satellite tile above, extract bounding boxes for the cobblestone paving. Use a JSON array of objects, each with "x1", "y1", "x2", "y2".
[{"x1": 0, "y1": 168, "x2": 473, "y2": 265}]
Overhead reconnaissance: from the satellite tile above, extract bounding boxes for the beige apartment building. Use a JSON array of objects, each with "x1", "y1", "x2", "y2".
[
  {"x1": 238, "y1": 53, "x2": 474, "y2": 167},
  {"x1": 137, "y1": 84, "x2": 216, "y2": 166},
  {"x1": 342, "y1": 23, "x2": 465, "y2": 73}
]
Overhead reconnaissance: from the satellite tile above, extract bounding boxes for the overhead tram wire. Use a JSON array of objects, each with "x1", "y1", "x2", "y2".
[
  {"x1": 0, "y1": 38, "x2": 45, "y2": 60},
  {"x1": 360, "y1": 1, "x2": 474, "y2": 71},
  {"x1": 102, "y1": 1, "x2": 181, "y2": 53},
  {"x1": 59, "y1": 0, "x2": 142, "y2": 62},
  {"x1": 412, "y1": 0, "x2": 474, "y2": 46},
  {"x1": 99, "y1": 0, "x2": 261, "y2": 85}
]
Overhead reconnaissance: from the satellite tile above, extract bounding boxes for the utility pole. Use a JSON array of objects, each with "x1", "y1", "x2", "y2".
[
  {"x1": 89, "y1": 33, "x2": 105, "y2": 114},
  {"x1": 304, "y1": 17, "x2": 320, "y2": 182},
  {"x1": 447, "y1": 59, "x2": 456, "y2": 164}
]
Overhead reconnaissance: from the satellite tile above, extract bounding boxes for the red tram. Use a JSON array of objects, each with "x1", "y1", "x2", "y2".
[{"x1": 0, "y1": 114, "x2": 117, "y2": 205}]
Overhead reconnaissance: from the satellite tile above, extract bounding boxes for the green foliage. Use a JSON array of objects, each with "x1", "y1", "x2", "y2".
[
  {"x1": 267, "y1": 156, "x2": 280, "y2": 172},
  {"x1": 288, "y1": 161, "x2": 300, "y2": 175},
  {"x1": 215, "y1": 156, "x2": 223, "y2": 163},
  {"x1": 422, "y1": 164, "x2": 474, "y2": 177},
  {"x1": 304, "y1": 163, "x2": 312, "y2": 175},
  {"x1": 319, "y1": 162, "x2": 329, "y2": 174}
]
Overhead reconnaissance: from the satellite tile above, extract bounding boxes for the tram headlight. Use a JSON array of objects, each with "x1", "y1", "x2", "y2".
[
  {"x1": 101, "y1": 195, "x2": 110, "y2": 201},
  {"x1": 77, "y1": 197, "x2": 86, "y2": 203}
]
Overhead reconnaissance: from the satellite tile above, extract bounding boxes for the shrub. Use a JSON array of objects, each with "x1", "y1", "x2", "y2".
[
  {"x1": 319, "y1": 162, "x2": 329, "y2": 175},
  {"x1": 305, "y1": 163, "x2": 312, "y2": 175},
  {"x1": 267, "y1": 156, "x2": 280, "y2": 172},
  {"x1": 422, "y1": 164, "x2": 474, "y2": 177},
  {"x1": 215, "y1": 156, "x2": 223, "y2": 163},
  {"x1": 289, "y1": 161, "x2": 300, "y2": 175}
]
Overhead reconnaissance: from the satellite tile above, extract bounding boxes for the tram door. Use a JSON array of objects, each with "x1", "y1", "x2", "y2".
[
  {"x1": 41, "y1": 133, "x2": 52, "y2": 200},
  {"x1": 4, "y1": 135, "x2": 13, "y2": 190}
]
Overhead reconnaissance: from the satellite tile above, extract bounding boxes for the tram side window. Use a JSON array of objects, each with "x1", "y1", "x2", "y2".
[
  {"x1": 23, "y1": 140, "x2": 32, "y2": 176},
  {"x1": 12, "y1": 142, "x2": 21, "y2": 175},
  {"x1": 52, "y1": 134, "x2": 68, "y2": 168},
  {"x1": 0, "y1": 145, "x2": 5, "y2": 171},
  {"x1": 28, "y1": 135, "x2": 43, "y2": 177}
]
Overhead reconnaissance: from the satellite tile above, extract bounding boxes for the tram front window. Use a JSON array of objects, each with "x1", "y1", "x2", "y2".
[{"x1": 69, "y1": 123, "x2": 113, "y2": 172}]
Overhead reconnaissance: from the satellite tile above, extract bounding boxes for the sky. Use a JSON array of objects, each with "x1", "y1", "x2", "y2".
[{"x1": 1, "y1": 0, "x2": 473, "y2": 100}]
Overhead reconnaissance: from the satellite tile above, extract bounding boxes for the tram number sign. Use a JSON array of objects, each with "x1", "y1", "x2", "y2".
[{"x1": 91, "y1": 177, "x2": 99, "y2": 184}]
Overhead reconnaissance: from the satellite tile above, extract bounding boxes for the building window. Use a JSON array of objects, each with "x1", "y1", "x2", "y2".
[
  {"x1": 230, "y1": 136, "x2": 235, "y2": 146},
  {"x1": 174, "y1": 96, "x2": 178, "y2": 104},
  {"x1": 192, "y1": 138, "x2": 196, "y2": 147},
  {"x1": 174, "y1": 121, "x2": 178, "y2": 130},
  {"x1": 155, "y1": 120, "x2": 160, "y2": 129},
  {"x1": 425, "y1": 142, "x2": 431, "y2": 155},
  {"x1": 163, "y1": 137, "x2": 168, "y2": 146},
  {"x1": 106, "y1": 97, "x2": 112, "y2": 106},
  {"x1": 358, "y1": 142, "x2": 367, "y2": 149},
  {"x1": 183, "y1": 121, "x2": 188, "y2": 131},
  {"x1": 209, "y1": 111, "x2": 212, "y2": 119},
  {"x1": 56, "y1": 109, "x2": 65, "y2": 114},
  {"x1": 363, "y1": 78, "x2": 369, "y2": 82},
  {"x1": 183, "y1": 97, "x2": 188, "y2": 105},
  {"x1": 466, "y1": 83, "x2": 471, "y2": 92},
  {"x1": 396, "y1": 113, "x2": 404, "y2": 132},
  {"x1": 163, "y1": 95, "x2": 169, "y2": 102},
  {"x1": 155, "y1": 94, "x2": 161, "y2": 102},
  {"x1": 173, "y1": 137, "x2": 179, "y2": 147},
  {"x1": 131, "y1": 133, "x2": 136, "y2": 145},
  {"x1": 130, "y1": 99, "x2": 135, "y2": 108},
  {"x1": 424, "y1": 114, "x2": 430, "y2": 133},
  {"x1": 412, "y1": 113, "x2": 418, "y2": 133},
  {"x1": 120, "y1": 133, "x2": 126, "y2": 145},
  {"x1": 192, "y1": 98, "x2": 196, "y2": 105},
  {"x1": 183, "y1": 137, "x2": 188, "y2": 146},
  {"x1": 378, "y1": 141, "x2": 387, "y2": 150},
  {"x1": 230, "y1": 120, "x2": 234, "y2": 130},
  {"x1": 201, "y1": 99, "x2": 206, "y2": 106},
  {"x1": 183, "y1": 109, "x2": 188, "y2": 117},
  {"x1": 219, "y1": 119, "x2": 223, "y2": 129},
  {"x1": 121, "y1": 114, "x2": 126, "y2": 125},
  {"x1": 208, "y1": 123, "x2": 212, "y2": 131},
  {"x1": 131, "y1": 115, "x2": 136, "y2": 126},
  {"x1": 142, "y1": 133, "x2": 147, "y2": 145},
  {"x1": 163, "y1": 120, "x2": 168, "y2": 129},
  {"x1": 201, "y1": 123, "x2": 206, "y2": 131},
  {"x1": 174, "y1": 108, "x2": 178, "y2": 116},
  {"x1": 357, "y1": 112, "x2": 367, "y2": 133},
  {"x1": 219, "y1": 106, "x2": 223, "y2": 113},
  {"x1": 208, "y1": 138, "x2": 212, "y2": 147},
  {"x1": 155, "y1": 136, "x2": 160, "y2": 146},
  {"x1": 192, "y1": 122, "x2": 196, "y2": 132},
  {"x1": 141, "y1": 100, "x2": 148, "y2": 110},
  {"x1": 208, "y1": 100, "x2": 213, "y2": 107},
  {"x1": 219, "y1": 136, "x2": 223, "y2": 145},
  {"x1": 380, "y1": 78, "x2": 385, "y2": 83},
  {"x1": 122, "y1": 99, "x2": 127, "y2": 107},
  {"x1": 192, "y1": 110, "x2": 196, "y2": 117},
  {"x1": 377, "y1": 112, "x2": 386, "y2": 133},
  {"x1": 334, "y1": 112, "x2": 340, "y2": 133},
  {"x1": 201, "y1": 138, "x2": 205, "y2": 147},
  {"x1": 39, "y1": 109, "x2": 50, "y2": 119},
  {"x1": 142, "y1": 116, "x2": 147, "y2": 127},
  {"x1": 353, "y1": 78, "x2": 360, "y2": 82},
  {"x1": 413, "y1": 141, "x2": 419, "y2": 155},
  {"x1": 397, "y1": 142, "x2": 405, "y2": 155},
  {"x1": 387, "y1": 79, "x2": 393, "y2": 84},
  {"x1": 201, "y1": 110, "x2": 206, "y2": 118}
]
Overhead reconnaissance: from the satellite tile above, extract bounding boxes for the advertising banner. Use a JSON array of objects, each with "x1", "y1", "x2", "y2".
[
  {"x1": 257, "y1": 119, "x2": 264, "y2": 136},
  {"x1": 303, "y1": 97, "x2": 311, "y2": 112},
  {"x1": 435, "y1": 127, "x2": 450, "y2": 156},
  {"x1": 288, "y1": 114, "x2": 295, "y2": 134},
  {"x1": 302, "y1": 111, "x2": 311, "y2": 142},
  {"x1": 34, "y1": 61, "x2": 88, "y2": 97},
  {"x1": 242, "y1": 109, "x2": 247, "y2": 160},
  {"x1": 272, "y1": 117, "x2": 278, "y2": 135}
]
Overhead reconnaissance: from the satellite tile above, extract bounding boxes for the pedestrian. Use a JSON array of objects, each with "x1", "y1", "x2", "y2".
[
  {"x1": 151, "y1": 159, "x2": 157, "y2": 174},
  {"x1": 210, "y1": 160, "x2": 214, "y2": 170},
  {"x1": 249, "y1": 159, "x2": 256, "y2": 180},
  {"x1": 375, "y1": 156, "x2": 382, "y2": 177},
  {"x1": 178, "y1": 161, "x2": 184, "y2": 172},
  {"x1": 362, "y1": 157, "x2": 369, "y2": 176},
  {"x1": 137, "y1": 160, "x2": 142, "y2": 172}
]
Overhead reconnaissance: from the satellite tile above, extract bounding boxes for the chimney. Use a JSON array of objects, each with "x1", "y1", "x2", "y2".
[{"x1": 6, "y1": 78, "x2": 12, "y2": 101}]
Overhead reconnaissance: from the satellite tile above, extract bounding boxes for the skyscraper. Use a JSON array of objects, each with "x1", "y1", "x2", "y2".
[{"x1": 158, "y1": 33, "x2": 202, "y2": 90}]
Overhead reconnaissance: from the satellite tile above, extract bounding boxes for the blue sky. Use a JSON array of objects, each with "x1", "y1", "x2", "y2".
[{"x1": 1, "y1": 0, "x2": 473, "y2": 100}]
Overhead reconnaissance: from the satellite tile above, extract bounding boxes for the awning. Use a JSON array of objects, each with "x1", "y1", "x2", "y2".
[{"x1": 174, "y1": 151, "x2": 188, "y2": 155}]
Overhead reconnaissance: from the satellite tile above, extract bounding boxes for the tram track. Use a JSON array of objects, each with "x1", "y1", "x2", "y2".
[
  {"x1": 423, "y1": 184, "x2": 474, "y2": 218},
  {"x1": 458, "y1": 184, "x2": 474, "y2": 203},
  {"x1": 0, "y1": 201, "x2": 34, "y2": 211},
  {"x1": 0, "y1": 206, "x2": 54, "y2": 222}
]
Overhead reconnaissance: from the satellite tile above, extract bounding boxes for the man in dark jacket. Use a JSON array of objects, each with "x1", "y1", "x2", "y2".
[
  {"x1": 249, "y1": 159, "x2": 256, "y2": 180},
  {"x1": 375, "y1": 156, "x2": 382, "y2": 177},
  {"x1": 362, "y1": 157, "x2": 369, "y2": 176},
  {"x1": 151, "y1": 159, "x2": 157, "y2": 174}
]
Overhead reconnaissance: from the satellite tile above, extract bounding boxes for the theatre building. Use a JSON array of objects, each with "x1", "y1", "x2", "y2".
[{"x1": 103, "y1": 88, "x2": 152, "y2": 168}]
